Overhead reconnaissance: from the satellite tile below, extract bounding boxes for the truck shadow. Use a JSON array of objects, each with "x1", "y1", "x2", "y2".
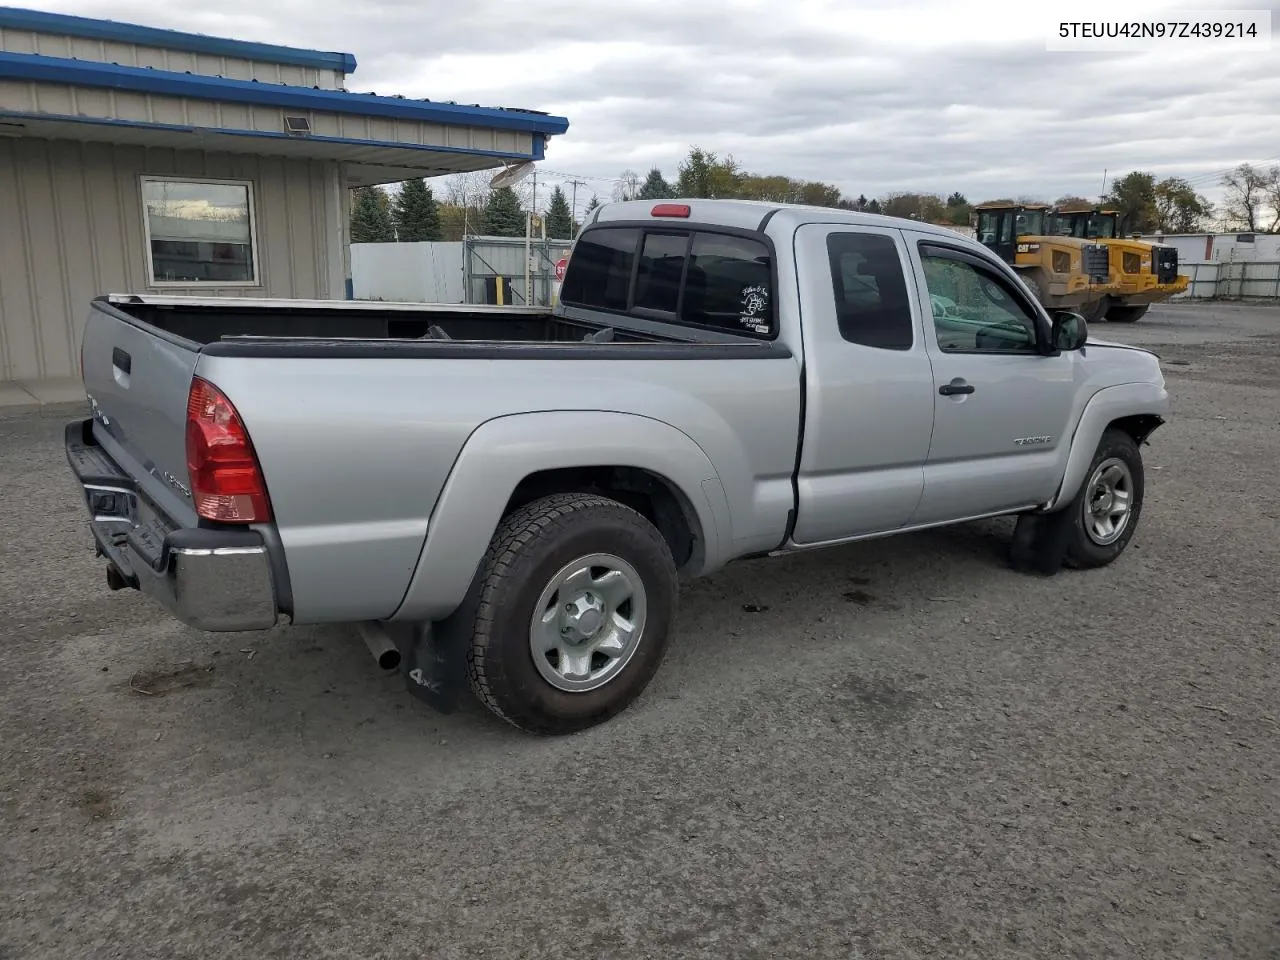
[
  {"x1": 188, "y1": 515, "x2": 1023, "y2": 748},
  {"x1": 58, "y1": 512, "x2": 1043, "y2": 811}
]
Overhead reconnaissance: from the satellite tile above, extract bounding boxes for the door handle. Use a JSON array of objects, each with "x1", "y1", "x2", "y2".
[
  {"x1": 939, "y1": 381, "x2": 974, "y2": 396},
  {"x1": 112, "y1": 347, "x2": 131, "y2": 375}
]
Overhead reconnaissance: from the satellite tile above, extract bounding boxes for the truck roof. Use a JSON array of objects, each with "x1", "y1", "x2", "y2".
[{"x1": 591, "y1": 198, "x2": 982, "y2": 244}]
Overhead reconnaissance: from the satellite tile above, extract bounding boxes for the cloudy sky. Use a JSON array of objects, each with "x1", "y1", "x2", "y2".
[{"x1": 28, "y1": 0, "x2": 1280, "y2": 216}]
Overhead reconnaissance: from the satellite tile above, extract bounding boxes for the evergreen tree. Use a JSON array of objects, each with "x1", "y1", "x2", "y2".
[
  {"x1": 392, "y1": 178, "x2": 442, "y2": 242},
  {"x1": 483, "y1": 186, "x2": 525, "y2": 237},
  {"x1": 866, "y1": 198, "x2": 883, "y2": 215},
  {"x1": 584, "y1": 194, "x2": 602, "y2": 214},
  {"x1": 638, "y1": 168, "x2": 673, "y2": 200},
  {"x1": 350, "y1": 186, "x2": 394, "y2": 242},
  {"x1": 545, "y1": 186, "x2": 575, "y2": 239},
  {"x1": 674, "y1": 147, "x2": 743, "y2": 198}
]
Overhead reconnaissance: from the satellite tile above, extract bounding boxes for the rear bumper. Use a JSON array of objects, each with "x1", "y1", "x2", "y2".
[{"x1": 64, "y1": 419, "x2": 279, "y2": 632}]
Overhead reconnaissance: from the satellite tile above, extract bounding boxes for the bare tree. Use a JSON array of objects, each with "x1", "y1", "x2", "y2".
[
  {"x1": 1220, "y1": 163, "x2": 1280, "y2": 232},
  {"x1": 438, "y1": 169, "x2": 494, "y2": 209},
  {"x1": 1267, "y1": 173, "x2": 1280, "y2": 233},
  {"x1": 612, "y1": 169, "x2": 641, "y2": 202}
]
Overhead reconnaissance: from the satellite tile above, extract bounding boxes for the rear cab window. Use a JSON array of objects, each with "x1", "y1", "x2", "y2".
[{"x1": 560, "y1": 224, "x2": 776, "y2": 339}]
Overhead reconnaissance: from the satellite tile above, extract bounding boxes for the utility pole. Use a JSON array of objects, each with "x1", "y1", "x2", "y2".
[{"x1": 567, "y1": 178, "x2": 587, "y2": 225}]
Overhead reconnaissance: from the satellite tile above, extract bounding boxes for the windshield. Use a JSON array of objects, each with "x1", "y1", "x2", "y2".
[
  {"x1": 1054, "y1": 213, "x2": 1088, "y2": 238},
  {"x1": 976, "y1": 210, "x2": 1002, "y2": 244},
  {"x1": 1088, "y1": 214, "x2": 1117, "y2": 239},
  {"x1": 1054, "y1": 211, "x2": 1117, "y2": 239},
  {"x1": 1015, "y1": 210, "x2": 1044, "y2": 236}
]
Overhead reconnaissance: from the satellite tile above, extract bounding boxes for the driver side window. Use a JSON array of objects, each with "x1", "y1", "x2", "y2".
[{"x1": 919, "y1": 250, "x2": 1039, "y2": 354}]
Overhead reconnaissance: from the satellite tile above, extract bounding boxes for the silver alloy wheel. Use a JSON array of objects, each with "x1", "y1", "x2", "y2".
[
  {"x1": 1083, "y1": 457, "x2": 1134, "y2": 546},
  {"x1": 529, "y1": 553, "x2": 647, "y2": 693}
]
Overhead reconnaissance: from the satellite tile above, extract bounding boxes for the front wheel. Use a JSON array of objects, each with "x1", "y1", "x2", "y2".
[
  {"x1": 1064, "y1": 429, "x2": 1146, "y2": 568},
  {"x1": 465, "y1": 493, "x2": 678, "y2": 734}
]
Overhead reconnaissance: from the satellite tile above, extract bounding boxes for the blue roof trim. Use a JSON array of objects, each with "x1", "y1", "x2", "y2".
[
  {"x1": 0, "y1": 51, "x2": 570, "y2": 137},
  {"x1": 0, "y1": 6, "x2": 357, "y2": 73},
  {"x1": 0, "y1": 109, "x2": 546, "y2": 162}
]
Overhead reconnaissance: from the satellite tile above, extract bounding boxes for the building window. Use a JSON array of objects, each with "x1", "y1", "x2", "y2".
[{"x1": 140, "y1": 177, "x2": 259, "y2": 286}]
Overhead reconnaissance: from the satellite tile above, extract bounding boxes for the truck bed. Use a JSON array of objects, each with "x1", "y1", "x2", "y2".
[
  {"x1": 100, "y1": 294, "x2": 686, "y2": 347},
  {"x1": 78, "y1": 292, "x2": 800, "y2": 625}
]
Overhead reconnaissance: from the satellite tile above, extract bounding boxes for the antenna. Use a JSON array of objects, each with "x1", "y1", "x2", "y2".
[{"x1": 490, "y1": 161, "x2": 537, "y2": 189}]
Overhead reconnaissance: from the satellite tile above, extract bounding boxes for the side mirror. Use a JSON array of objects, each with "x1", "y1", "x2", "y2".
[{"x1": 1050, "y1": 311, "x2": 1088, "y2": 351}]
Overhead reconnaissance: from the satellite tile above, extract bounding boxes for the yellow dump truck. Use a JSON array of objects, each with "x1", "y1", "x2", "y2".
[
  {"x1": 973, "y1": 202, "x2": 1114, "y2": 319},
  {"x1": 1050, "y1": 205, "x2": 1189, "y2": 322}
]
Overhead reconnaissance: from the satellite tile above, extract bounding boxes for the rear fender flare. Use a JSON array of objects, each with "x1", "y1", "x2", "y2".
[
  {"x1": 1042, "y1": 381, "x2": 1169, "y2": 512},
  {"x1": 390, "y1": 411, "x2": 729, "y2": 623}
]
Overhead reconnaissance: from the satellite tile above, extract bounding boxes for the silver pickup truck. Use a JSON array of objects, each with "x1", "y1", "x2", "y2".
[{"x1": 66, "y1": 198, "x2": 1169, "y2": 734}]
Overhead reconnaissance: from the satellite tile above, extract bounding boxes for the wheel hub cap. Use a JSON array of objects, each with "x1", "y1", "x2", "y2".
[
  {"x1": 1083, "y1": 457, "x2": 1133, "y2": 546},
  {"x1": 529, "y1": 553, "x2": 648, "y2": 693},
  {"x1": 562, "y1": 593, "x2": 604, "y2": 642}
]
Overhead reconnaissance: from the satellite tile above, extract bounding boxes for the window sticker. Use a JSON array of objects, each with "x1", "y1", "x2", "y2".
[{"x1": 739, "y1": 284, "x2": 771, "y2": 334}]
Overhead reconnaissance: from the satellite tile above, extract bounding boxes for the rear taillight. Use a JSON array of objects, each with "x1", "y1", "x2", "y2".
[{"x1": 185, "y1": 376, "x2": 272, "y2": 523}]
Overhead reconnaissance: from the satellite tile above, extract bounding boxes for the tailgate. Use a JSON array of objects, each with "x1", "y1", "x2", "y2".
[{"x1": 81, "y1": 299, "x2": 200, "y2": 518}]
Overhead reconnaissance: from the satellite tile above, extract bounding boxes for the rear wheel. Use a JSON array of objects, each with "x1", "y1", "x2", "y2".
[
  {"x1": 1064, "y1": 429, "x2": 1145, "y2": 569},
  {"x1": 465, "y1": 493, "x2": 678, "y2": 735},
  {"x1": 1081, "y1": 297, "x2": 1110, "y2": 323},
  {"x1": 1106, "y1": 304, "x2": 1149, "y2": 323}
]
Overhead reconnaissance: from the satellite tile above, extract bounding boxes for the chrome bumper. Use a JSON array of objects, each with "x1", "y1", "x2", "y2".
[
  {"x1": 135, "y1": 537, "x2": 278, "y2": 632},
  {"x1": 65, "y1": 419, "x2": 280, "y2": 632}
]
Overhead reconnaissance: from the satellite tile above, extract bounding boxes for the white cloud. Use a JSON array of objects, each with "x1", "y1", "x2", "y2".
[{"x1": 29, "y1": 0, "x2": 1280, "y2": 217}]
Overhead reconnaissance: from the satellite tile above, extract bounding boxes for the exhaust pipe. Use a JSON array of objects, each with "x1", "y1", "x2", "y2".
[{"x1": 356, "y1": 623, "x2": 401, "y2": 671}]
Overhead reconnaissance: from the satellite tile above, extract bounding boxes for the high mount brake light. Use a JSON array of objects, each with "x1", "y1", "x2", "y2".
[
  {"x1": 651, "y1": 203, "x2": 691, "y2": 218},
  {"x1": 185, "y1": 377, "x2": 272, "y2": 523}
]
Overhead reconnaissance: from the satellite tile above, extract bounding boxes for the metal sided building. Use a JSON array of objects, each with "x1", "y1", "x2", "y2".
[{"x1": 0, "y1": 5, "x2": 569, "y2": 385}]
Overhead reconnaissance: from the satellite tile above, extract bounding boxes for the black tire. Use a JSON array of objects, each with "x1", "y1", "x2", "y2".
[
  {"x1": 1064, "y1": 428, "x2": 1145, "y2": 569},
  {"x1": 465, "y1": 493, "x2": 678, "y2": 735},
  {"x1": 1081, "y1": 297, "x2": 1110, "y2": 323},
  {"x1": 1106, "y1": 304, "x2": 1149, "y2": 323},
  {"x1": 1023, "y1": 270, "x2": 1050, "y2": 305}
]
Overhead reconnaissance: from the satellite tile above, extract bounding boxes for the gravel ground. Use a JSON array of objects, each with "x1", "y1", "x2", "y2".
[{"x1": 2, "y1": 301, "x2": 1278, "y2": 960}]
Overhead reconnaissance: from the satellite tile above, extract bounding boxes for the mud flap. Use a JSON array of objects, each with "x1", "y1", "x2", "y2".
[
  {"x1": 1008, "y1": 508, "x2": 1073, "y2": 576},
  {"x1": 403, "y1": 620, "x2": 468, "y2": 715}
]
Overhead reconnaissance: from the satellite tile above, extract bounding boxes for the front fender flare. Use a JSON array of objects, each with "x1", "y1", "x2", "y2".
[
  {"x1": 389, "y1": 411, "x2": 730, "y2": 623},
  {"x1": 1042, "y1": 380, "x2": 1170, "y2": 512}
]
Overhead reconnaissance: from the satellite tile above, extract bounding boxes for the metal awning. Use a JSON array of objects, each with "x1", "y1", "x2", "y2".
[
  {"x1": 0, "y1": 49, "x2": 570, "y2": 184},
  {"x1": 0, "y1": 113, "x2": 538, "y2": 184}
]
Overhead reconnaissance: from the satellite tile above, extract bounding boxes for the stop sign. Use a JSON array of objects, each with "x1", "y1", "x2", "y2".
[{"x1": 554, "y1": 257, "x2": 568, "y2": 282}]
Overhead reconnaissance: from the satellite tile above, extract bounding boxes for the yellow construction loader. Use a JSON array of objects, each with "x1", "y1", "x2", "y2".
[
  {"x1": 1049, "y1": 204, "x2": 1189, "y2": 322},
  {"x1": 973, "y1": 202, "x2": 1114, "y2": 320}
]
